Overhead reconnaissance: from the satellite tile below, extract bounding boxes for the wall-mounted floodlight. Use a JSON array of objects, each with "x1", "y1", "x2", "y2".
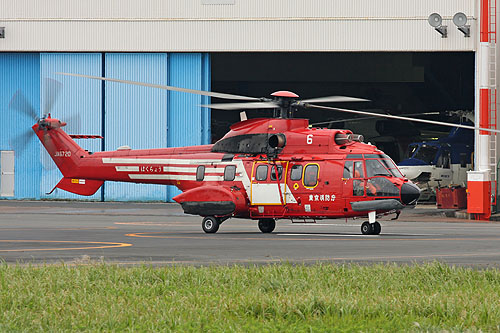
[
  {"x1": 453, "y1": 12, "x2": 470, "y2": 37},
  {"x1": 0, "y1": 27, "x2": 4, "y2": 38},
  {"x1": 428, "y1": 13, "x2": 447, "y2": 38}
]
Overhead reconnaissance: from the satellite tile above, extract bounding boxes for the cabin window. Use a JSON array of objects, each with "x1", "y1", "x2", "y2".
[
  {"x1": 290, "y1": 165, "x2": 303, "y2": 181},
  {"x1": 365, "y1": 159, "x2": 391, "y2": 178},
  {"x1": 270, "y1": 165, "x2": 283, "y2": 181},
  {"x1": 366, "y1": 177, "x2": 399, "y2": 197},
  {"x1": 224, "y1": 165, "x2": 236, "y2": 181},
  {"x1": 255, "y1": 165, "x2": 268, "y2": 181},
  {"x1": 304, "y1": 164, "x2": 319, "y2": 187},
  {"x1": 196, "y1": 166, "x2": 205, "y2": 181},
  {"x1": 343, "y1": 161, "x2": 353, "y2": 178}
]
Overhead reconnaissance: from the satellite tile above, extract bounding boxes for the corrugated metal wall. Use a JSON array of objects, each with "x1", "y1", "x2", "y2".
[
  {"x1": 0, "y1": 53, "x2": 41, "y2": 199},
  {"x1": 167, "y1": 53, "x2": 210, "y2": 199},
  {"x1": 104, "y1": 53, "x2": 210, "y2": 201},
  {"x1": 104, "y1": 53, "x2": 169, "y2": 201},
  {"x1": 0, "y1": 0, "x2": 477, "y2": 52},
  {"x1": 39, "y1": 53, "x2": 103, "y2": 200},
  {"x1": 1, "y1": 52, "x2": 211, "y2": 202}
]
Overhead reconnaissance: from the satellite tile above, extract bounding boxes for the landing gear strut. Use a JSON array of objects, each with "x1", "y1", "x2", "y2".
[
  {"x1": 361, "y1": 211, "x2": 381, "y2": 235},
  {"x1": 258, "y1": 218, "x2": 276, "y2": 233}
]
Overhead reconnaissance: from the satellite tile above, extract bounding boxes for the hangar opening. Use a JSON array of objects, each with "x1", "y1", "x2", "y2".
[{"x1": 211, "y1": 52, "x2": 475, "y2": 163}]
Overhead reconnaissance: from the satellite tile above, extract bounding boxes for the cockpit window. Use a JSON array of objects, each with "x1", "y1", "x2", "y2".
[
  {"x1": 366, "y1": 177, "x2": 400, "y2": 197},
  {"x1": 343, "y1": 161, "x2": 353, "y2": 178},
  {"x1": 412, "y1": 145, "x2": 438, "y2": 164},
  {"x1": 343, "y1": 160, "x2": 363, "y2": 179},
  {"x1": 354, "y1": 161, "x2": 364, "y2": 178},
  {"x1": 365, "y1": 159, "x2": 392, "y2": 178},
  {"x1": 380, "y1": 155, "x2": 403, "y2": 177}
]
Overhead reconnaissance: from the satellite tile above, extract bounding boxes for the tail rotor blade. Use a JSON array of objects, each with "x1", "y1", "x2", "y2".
[
  {"x1": 9, "y1": 129, "x2": 35, "y2": 155},
  {"x1": 8, "y1": 90, "x2": 39, "y2": 121},
  {"x1": 65, "y1": 113, "x2": 81, "y2": 134},
  {"x1": 43, "y1": 78, "x2": 63, "y2": 115}
]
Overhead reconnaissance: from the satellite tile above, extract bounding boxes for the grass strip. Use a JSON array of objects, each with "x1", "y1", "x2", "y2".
[{"x1": 0, "y1": 262, "x2": 499, "y2": 331}]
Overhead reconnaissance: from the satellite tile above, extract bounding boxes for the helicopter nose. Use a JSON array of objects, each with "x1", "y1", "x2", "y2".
[{"x1": 401, "y1": 182, "x2": 420, "y2": 205}]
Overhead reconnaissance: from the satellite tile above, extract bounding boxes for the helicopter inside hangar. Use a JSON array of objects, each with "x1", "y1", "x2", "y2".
[{"x1": 210, "y1": 52, "x2": 474, "y2": 163}]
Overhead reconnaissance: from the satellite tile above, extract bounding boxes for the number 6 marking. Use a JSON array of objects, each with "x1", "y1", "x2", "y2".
[{"x1": 306, "y1": 134, "x2": 313, "y2": 144}]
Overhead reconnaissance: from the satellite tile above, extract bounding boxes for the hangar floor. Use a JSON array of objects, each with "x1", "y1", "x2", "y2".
[{"x1": 0, "y1": 201, "x2": 499, "y2": 267}]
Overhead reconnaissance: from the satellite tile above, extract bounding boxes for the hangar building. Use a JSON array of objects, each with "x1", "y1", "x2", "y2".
[{"x1": 0, "y1": 0, "x2": 497, "y2": 213}]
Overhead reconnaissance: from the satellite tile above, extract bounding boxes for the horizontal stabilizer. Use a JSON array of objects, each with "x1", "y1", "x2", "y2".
[{"x1": 55, "y1": 177, "x2": 104, "y2": 196}]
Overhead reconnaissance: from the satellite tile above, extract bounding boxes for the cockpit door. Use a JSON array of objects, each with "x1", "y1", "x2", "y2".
[
  {"x1": 250, "y1": 161, "x2": 288, "y2": 205},
  {"x1": 342, "y1": 160, "x2": 366, "y2": 207}
]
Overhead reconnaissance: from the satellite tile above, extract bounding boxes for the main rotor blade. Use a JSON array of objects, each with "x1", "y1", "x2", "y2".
[
  {"x1": 8, "y1": 90, "x2": 39, "y2": 121},
  {"x1": 311, "y1": 112, "x2": 441, "y2": 126},
  {"x1": 300, "y1": 96, "x2": 370, "y2": 104},
  {"x1": 306, "y1": 104, "x2": 500, "y2": 134},
  {"x1": 43, "y1": 78, "x2": 63, "y2": 115},
  {"x1": 57, "y1": 72, "x2": 260, "y2": 101},
  {"x1": 200, "y1": 102, "x2": 279, "y2": 110}
]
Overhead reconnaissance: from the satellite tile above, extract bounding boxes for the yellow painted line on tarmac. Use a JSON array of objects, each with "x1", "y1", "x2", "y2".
[
  {"x1": 0, "y1": 227, "x2": 117, "y2": 231},
  {"x1": 0, "y1": 240, "x2": 132, "y2": 252},
  {"x1": 125, "y1": 232, "x2": 500, "y2": 242}
]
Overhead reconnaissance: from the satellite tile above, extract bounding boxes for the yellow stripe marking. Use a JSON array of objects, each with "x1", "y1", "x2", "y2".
[{"x1": 0, "y1": 240, "x2": 132, "y2": 252}]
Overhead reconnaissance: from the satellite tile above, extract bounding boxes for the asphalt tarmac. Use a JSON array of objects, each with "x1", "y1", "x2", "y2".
[{"x1": 0, "y1": 200, "x2": 499, "y2": 267}]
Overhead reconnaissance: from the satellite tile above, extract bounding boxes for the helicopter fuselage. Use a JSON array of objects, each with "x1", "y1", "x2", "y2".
[{"x1": 33, "y1": 117, "x2": 420, "y2": 223}]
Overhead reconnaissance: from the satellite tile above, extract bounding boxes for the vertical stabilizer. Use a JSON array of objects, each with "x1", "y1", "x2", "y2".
[{"x1": 32, "y1": 116, "x2": 85, "y2": 178}]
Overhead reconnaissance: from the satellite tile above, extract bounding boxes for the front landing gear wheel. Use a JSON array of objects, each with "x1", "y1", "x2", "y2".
[
  {"x1": 258, "y1": 219, "x2": 276, "y2": 233},
  {"x1": 372, "y1": 222, "x2": 381, "y2": 235},
  {"x1": 202, "y1": 216, "x2": 220, "y2": 233},
  {"x1": 361, "y1": 221, "x2": 372, "y2": 235}
]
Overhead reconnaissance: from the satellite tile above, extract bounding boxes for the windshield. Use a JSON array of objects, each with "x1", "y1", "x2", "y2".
[
  {"x1": 365, "y1": 159, "x2": 392, "y2": 177},
  {"x1": 412, "y1": 145, "x2": 438, "y2": 164},
  {"x1": 380, "y1": 154, "x2": 404, "y2": 177}
]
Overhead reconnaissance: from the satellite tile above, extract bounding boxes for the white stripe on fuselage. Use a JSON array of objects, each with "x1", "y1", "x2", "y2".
[
  {"x1": 104, "y1": 157, "x2": 296, "y2": 204},
  {"x1": 103, "y1": 158, "x2": 235, "y2": 165}
]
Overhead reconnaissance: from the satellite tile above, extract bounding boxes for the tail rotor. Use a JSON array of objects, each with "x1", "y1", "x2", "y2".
[{"x1": 7, "y1": 78, "x2": 65, "y2": 154}]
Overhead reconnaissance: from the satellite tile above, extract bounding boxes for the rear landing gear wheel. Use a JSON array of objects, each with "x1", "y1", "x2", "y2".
[
  {"x1": 202, "y1": 216, "x2": 220, "y2": 233},
  {"x1": 258, "y1": 219, "x2": 276, "y2": 233},
  {"x1": 372, "y1": 221, "x2": 381, "y2": 235},
  {"x1": 361, "y1": 221, "x2": 372, "y2": 235}
]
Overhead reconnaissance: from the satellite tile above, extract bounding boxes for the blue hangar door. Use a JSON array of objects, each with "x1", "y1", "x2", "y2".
[
  {"x1": 104, "y1": 53, "x2": 211, "y2": 202},
  {"x1": 2, "y1": 53, "x2": 210, "y2": 202},
  {"x1": 0, "y1": 53, "x2": 41, "y2": 200}
]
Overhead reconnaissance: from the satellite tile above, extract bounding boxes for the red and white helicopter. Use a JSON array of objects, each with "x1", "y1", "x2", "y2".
[{"x1": 10, "y1": 74, "x2": 496, "y2": 235}]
